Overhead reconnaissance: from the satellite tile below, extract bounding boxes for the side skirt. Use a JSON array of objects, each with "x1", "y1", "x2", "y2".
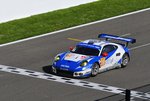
[{"x1": 98, "y1": 64, "x2": 121, "y2": 73}]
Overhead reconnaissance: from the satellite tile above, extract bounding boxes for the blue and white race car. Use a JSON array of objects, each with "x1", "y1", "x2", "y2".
[{"x1": 52, "y1": 34, "x2": 136, "y2": 77}]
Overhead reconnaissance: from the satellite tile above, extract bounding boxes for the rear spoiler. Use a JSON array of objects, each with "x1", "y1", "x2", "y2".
[{"x1": 98, "y1": 33, "x2": 136, "y2": 46}]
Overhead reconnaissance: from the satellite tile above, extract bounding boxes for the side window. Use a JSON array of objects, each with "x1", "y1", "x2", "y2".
[{"x1": 102, "y1": 45, "x2": 117, "y2": 53}]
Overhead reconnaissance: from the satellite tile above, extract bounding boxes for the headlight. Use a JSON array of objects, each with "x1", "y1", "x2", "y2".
[
  {"x1": 80, "y1": 61, "x2": 88, "y2": 67},
  {"x1": 54, "y1": 56, "x2": 60, "y2": 62}
]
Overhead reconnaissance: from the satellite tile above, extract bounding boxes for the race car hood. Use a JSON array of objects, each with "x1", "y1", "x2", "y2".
[
  {"x1": 64, "y1": 53, "x2": 89, "y2": 62},
  {"x1": 54, "y1": 52, "x2": 93, "y2": 72}
]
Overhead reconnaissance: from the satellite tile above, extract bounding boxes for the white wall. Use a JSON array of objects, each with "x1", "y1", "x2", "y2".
[{"x1": 0, "y1": 0, "x2": 97, "y2": 23}]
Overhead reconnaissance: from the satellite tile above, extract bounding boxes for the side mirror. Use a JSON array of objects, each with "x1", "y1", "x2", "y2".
[
  {"x1": 69, "y1": 47, "x2": 74, "y2": 51},
  {"x1": 102, "y1": 52, "x2": 108, "y2": 57}
]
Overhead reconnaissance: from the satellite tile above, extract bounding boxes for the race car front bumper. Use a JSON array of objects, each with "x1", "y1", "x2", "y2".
[
  {"x1": 73, "y1": 69, "x2": 91, "y2": 77},
  {"x1": 52, "y1": 66, "x2": 91, "y2": 77}
]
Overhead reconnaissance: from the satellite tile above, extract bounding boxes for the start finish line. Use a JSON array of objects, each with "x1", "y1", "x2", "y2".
[{"x1": 0, "y1": 64, "x2": 150, "y2": 100}]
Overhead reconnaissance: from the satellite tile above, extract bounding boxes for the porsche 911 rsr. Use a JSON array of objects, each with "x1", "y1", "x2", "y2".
[{"x1": 52, "y1": 34, "x2": 136, "y2": 78}]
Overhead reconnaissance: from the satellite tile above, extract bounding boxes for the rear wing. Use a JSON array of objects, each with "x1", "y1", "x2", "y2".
[{"x1": 98, "y1": 33, "x2": 136, "y2": 47}]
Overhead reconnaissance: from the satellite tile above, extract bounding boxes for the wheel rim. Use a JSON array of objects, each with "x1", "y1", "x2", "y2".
[
  {"x1": 123, "y1": 57, "x2": 128, "y2": 66},
  {"x1": 92, "y1": 64, "x2": 99, "y2": 75}
]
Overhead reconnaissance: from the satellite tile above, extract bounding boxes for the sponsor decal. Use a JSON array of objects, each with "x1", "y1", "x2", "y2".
[
  {"x1": 100, "y1": 57, "x2": 106, "y2": 66},
  {"x1": 64, "y1": 53, "x2": 88, "y2": 62},
  {"x1": 60, "y1": 65, "x2": 70, "y2": 68},
  {"x1": 80, "y1": 56, "x2": 88, "y2": 60},
  {"x1": 66, "y1": 53, "x2": 74, "y2": 58},
  {"x1": 60, "y1": 68, "x2": 68, "y2": 71}
]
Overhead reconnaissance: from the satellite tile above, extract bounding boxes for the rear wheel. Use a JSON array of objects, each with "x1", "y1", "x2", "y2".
[
  {"x1": 121, "y1": 54, "x2": 129, "y2": 68},
  {"x1": 91, "y1": 63, "x2": 99, "y2": 77}
]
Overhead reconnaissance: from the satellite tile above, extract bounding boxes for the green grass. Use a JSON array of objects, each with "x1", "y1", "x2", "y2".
[{"x1": 0, "y1": 0, "x2": 150, "y2": 44}]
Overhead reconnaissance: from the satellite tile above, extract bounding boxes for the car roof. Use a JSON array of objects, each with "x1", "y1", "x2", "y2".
[{"x1": 77, "y1": 39, "x2": 113, "y2": 49}]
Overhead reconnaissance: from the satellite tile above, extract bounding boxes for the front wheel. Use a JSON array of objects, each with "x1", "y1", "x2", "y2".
[
  {"x1": 91, "y1": 63, "x2": 99, "y2": 77},
  {"x1": 121, "y1": 54, "x2": 129, "y2": 68}
]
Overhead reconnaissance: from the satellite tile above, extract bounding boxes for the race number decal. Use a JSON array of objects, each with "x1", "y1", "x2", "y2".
[{"x1": 100, "y1": 57, "x2": 106, "y2": 66}]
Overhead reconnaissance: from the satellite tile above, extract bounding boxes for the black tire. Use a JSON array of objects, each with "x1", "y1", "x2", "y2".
[
  {"x1": 121, "y1": 54, "x2": 129, "y2": 68},
  {"x1": 91, "y1": 63, "x2": 99, "y2": 77}
]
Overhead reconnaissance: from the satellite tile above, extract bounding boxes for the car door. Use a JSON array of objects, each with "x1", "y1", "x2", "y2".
[{"x1": 100, "y1": 45, "x2": 118, "y2": 68}]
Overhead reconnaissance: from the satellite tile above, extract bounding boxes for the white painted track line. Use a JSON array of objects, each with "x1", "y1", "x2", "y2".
[
  {"x1": 0, "y1": 64, "x2": 150, "y2": 100},
  {"x1": 121, "y1": 33, "x2": 131, "y2": 37},
  {"x1": 120, "y1": 33, "x2": 150, "y2": 51},
  {"x1": 0, "y1": 8, "x2": 150, "y2": 47},
  {"x1": 130, "y1": 42, "x2": 150, "y2": 50}
]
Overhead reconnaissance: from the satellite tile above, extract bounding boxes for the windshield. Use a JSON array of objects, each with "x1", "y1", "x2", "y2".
[{"x1": 72, "y1": 46, "x2": 100, "y2": 56}]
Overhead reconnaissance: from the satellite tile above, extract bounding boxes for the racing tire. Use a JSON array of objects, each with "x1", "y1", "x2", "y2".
[
  {"x1": 121, "y1": 54, "x2": 129, "y2": 68},
  {"x1": 91, "y1": 63, "x2": 99, "y2": 77}
]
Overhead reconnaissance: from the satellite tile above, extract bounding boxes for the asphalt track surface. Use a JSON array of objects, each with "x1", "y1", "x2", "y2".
[{"x1": 0, "y1": 10, "x2": 150, "y2": 101}]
